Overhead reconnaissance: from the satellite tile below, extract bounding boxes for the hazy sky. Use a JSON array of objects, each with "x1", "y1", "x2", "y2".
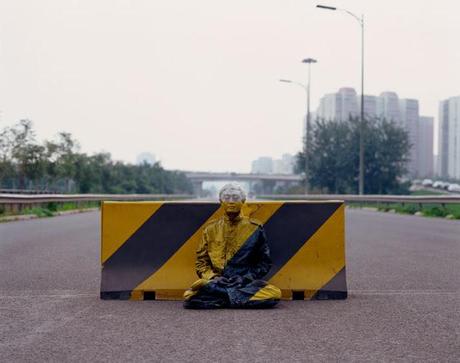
[{"x1": 0, "y1": 0, "x2": 459, "y2": 172}]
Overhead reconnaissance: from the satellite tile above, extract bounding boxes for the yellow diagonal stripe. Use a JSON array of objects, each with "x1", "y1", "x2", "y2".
[
  {"x1": 242, "y1": 201, "x2": 283, "y2": 226},
  {"x1": 268, "y1": 204, "x2": 345, "y2": 299},
  {"x1": 101, "y1": 201, "x2": 163, "y2": 263},
  {"x1": 249, "y1": 283, "x2": 282, "y2": 301},
  {"x1": 133, "y1": 202, "x2": 284, "y2": 291}
]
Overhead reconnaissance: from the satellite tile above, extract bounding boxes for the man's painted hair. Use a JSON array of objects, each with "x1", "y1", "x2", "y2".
[{"x1": 218, "y1": 183, "x2": 247, "y2": 202}]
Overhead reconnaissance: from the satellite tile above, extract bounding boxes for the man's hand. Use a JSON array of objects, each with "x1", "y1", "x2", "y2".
[
  {"x1": 212, "y1": 275, "x2": 245, "y2": 287},
  {"x1": 225, "y1": 275, "x2": 243, "y2": 287}
]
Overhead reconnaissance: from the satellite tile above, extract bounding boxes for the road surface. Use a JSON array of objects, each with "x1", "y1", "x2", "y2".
[{"x1": 0, "y1": 209, "x2": 459, "y2": 362}]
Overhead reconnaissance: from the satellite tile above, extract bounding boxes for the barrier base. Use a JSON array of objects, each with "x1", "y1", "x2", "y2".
[{"x1": 100, "y1": 289, "x2": 347, "y2": 301}]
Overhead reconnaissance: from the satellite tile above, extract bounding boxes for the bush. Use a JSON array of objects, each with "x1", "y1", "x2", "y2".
[
  {"x1": 398, "y1": 204, "x2": 418, "y2": 215},
  {"x1": 423, "y1": 206, "x2": 447, "y2": 218},
  {"x1": 46, "y1": 202, "x2": 58, "y2": 211}
]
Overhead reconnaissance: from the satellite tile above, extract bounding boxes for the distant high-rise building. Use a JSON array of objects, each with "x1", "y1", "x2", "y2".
[
  {"x1": 251, "y1": 157, "x2": 273, "y2": 174},
  {"x1": 318, "y1": 89, "x2": 402, "y2": 123},
  {"x1": 136, "y1": 152, "x2": 156, "y2": 165},
  {"x1": 317, "y1": 87, "x2": 358, "y2": 121},
  {"x1": 317, "y1": 89, "x2": 405, "y2": 123},
  {"x1": 377, "y1": 92, "x2": 401, "y2": 124},
  {"x1": 251, "y1": 154, "x2": 294, "y2": 174},
  {"x1": 399, "y1": 99, "x2": 420, "y2": 177},
  {"x1": 433, "y1": 155, "x2": 439, "y2": 178},
  {"x1": 438, "y1": 100, "x2": 450, "y2": 178},
  {"x1": 273, "y1": 153, "x2": 295, "y2": 174},
  {"x1": 418, "y1": 116, "x2": 434, "y2": 178},
  {"x1": 317, "y1": 92, "x2": 341, "y2": 121},
  {"x1": 438, "y1": 96, "x2": 460, "y2": 179},
  {"x1": 272, "y1": 159, "x2": 283, "y2": 174},
  {"x1": 338, "y1": 87, "x2": 359, "y2": 121},
  {"x1": 282, "y1": 153, "x2": 295, "y2": 174},
  {"x1": 358, "y1": 95, "x2": 377, "y2": 119}
]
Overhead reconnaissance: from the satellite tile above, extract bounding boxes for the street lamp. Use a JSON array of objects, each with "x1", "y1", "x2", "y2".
[
  {"x1": 279, "y1": 57, "x2": 317, "y2": 194},
  {"x1": 317, "y1": 4, "x2": 365, "y2": 195}
]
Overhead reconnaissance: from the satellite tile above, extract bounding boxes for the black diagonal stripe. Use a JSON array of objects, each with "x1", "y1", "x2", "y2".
[
  {"x1": 264, "y1": 202, "x2": 342, "y2": 280},
  {"x1": 312, "y1": 267, "x2": 347, "y2": 300},
  {"x1": 101, "y1": 203, "x2": 220, "y2": 292}
]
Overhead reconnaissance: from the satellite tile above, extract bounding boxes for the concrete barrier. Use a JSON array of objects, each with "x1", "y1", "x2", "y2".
[{"x1": 100, "y1": 201, "x2": 347, "y2": 300}]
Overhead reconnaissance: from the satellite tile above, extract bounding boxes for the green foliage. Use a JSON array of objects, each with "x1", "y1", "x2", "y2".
[
  {"x1": 399, "y1": 204, "x2": 419, "y2": 215},
  {"x1": 0, "y1": 119, "x2": 48, "y2": 189},
  {"x1": 0, "y1": 120, "x2": 193, "y2": 194},
  {"x1": 46, "y1": 202, "x2": 58, "y2": 212},
  {"x1": 423, "y1": 206, "x2": 446, "y2": 217},
  {"x1": 359, "y1": 202, "x2": 460, "y2": 219},
  {"x1": 296, "y1": 117, "x2": 411, "y2": 194}
]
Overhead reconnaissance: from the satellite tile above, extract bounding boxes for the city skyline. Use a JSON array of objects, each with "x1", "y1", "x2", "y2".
[
  {"x1": 1, "y1": 87, "x2": 453, "y2": 174},
  {"x1": 0, "y1": 1, "x2": 459, "y2": 172},
  {"x1": 316, "y1": 86, "x2": 437, "y2": 178}
]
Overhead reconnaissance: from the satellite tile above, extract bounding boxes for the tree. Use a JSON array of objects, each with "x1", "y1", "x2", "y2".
[
  {"x1": 7, "y1": 120, "x2": 47, "y2": 189},
  {"x1": 51, "y1": 132, "x2": 80, "y2": 192},
  {"x1": 362, "y1": 118, "x2": 410, "y2": 194},
  {"x1": 0, "y1": 120, "x2": 193, "y2": 194},
  {"x1": 296, "y1": 117, "x2": 410, "y2": 194},
  {"x1": 0, "y1": 127, "x2": 16, "y2": 188}
]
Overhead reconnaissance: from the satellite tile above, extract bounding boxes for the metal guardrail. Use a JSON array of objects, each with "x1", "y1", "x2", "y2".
[
  {"x1": 1, "y1": 193, "x2": 459, "y2": 205},
  {"x1": 256, "y1": 194, "x2": 460, "y2": 204}
]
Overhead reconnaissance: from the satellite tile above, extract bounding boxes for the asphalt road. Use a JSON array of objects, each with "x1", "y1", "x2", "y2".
[{"x1": 0, "y1": 209, "x2": 459, "y2": 362}]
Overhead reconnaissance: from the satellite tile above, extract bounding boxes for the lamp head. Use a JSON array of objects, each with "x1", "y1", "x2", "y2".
[{"x1": 316, "y1": 4, "x2": 337, "y2": 10}]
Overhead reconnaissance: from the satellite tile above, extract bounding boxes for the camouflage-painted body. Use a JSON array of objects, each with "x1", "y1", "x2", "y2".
[{"x1": 184, "y1": 213, "x2": 281, "y2": 308}]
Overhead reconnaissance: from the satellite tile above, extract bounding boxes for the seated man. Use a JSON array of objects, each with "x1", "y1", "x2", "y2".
[{"x1": 184, "y1": 183, "x2": 281, "y2": 309}]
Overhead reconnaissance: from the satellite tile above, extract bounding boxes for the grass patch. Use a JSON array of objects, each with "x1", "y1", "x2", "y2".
[
  {"x1": 350, "y1": 201, "x2": 460, "y2": 219},
  {"x1": 22, "y1": 207, "x2": 55, "y2": 218},
  {"x1": 410, "y1": 189, "x2": 445, "y2": 196}
]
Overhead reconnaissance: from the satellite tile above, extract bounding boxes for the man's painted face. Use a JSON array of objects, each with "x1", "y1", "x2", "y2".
[{"x1": 221, "y1": 188, "x2": 244, "y2": 214}]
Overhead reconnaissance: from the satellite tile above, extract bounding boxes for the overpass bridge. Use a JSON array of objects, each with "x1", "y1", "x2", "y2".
[{"x1": 183, "y1": 171, "x2": 303, "y2": 195}]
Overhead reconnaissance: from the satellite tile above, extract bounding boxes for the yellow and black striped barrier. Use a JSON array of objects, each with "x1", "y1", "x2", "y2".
[{"x1": 100, "y1": 201, "x2": 347, "y2": 300}]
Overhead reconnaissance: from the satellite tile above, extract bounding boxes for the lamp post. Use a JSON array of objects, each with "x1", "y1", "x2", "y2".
[
  {"x1": 280, "y1": 57, "x2": 317, "y2": 194},
  {"x1": 317, "y1": 4, "x2": 365, "y2": 195},
  {"x1": 301, "y1": 58, "x2": 317, "y2": 195}
]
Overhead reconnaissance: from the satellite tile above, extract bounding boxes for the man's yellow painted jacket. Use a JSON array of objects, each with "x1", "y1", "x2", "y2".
[{"x1": 195, "y1": 213, "x2": 272, "y2": 281}]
